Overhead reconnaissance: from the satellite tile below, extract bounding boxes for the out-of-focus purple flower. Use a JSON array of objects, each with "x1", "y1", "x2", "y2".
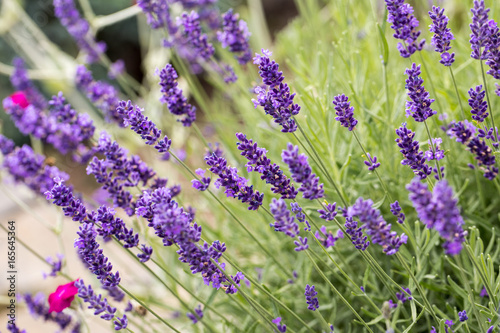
[
  {"x1": 385, "y1": 0, "x2": 425, "y2": 58},
  {"x1": 0, "y1": 136, "x2": 70, "y2": 195},
  {"x1": 108, "y1": 60, "x2": 125, "y2": 79},
  {"x1": 236, "y1": 132, "x2": 297, "y2": 199},
  {"x1": 429, "y1": 6, "x2": 455, "y2": 66},
  {"x1": 218, "y1": 9, "x2": 252, "y2": 64},
  {"x1": 282, "y1": 143, "x2": 324, "y2": 200},
  {"x1": 480, "y1": 286, "x2": 489, "y2": 297},
  {"x1": 116, "y1": 100, "x2": 172, "y2": 156},
  {"x1": 390, "y1": 201, "x2": 405, "y2": 224},
  {"x1": 272, "y1": 317, "x2": 287, "y2": 333},
  {"x1": 424, "y1": 138, "x2": 444, "y2": 161},
  {"x1": 137, "y1": 0, "x2": 177, "y2": 31},
  {"x1": 23, "y1": 292, "x2": 75, "y2": 329},
  {"x1": 252, "y1": 49, "x2": 300, "y2": 133},
  {"x1": 75, "y1": 65, "x2": 124, "y2": 125},
  {"x1": 364, "y1": 153, "x2": 380, "y2": 171},
  {"x1": 204, "y1": 151, "x2": 264, "y2": 210},
  {"x1": 187, "y1": 305, "x2": 203, "y2": 324},
  {"x1": 315, "y1": 226, "x2": 343, "y2": 249},
  {"x1": 157, "y1": 64, "x2": 196, "y2": 126},
  {"x1": 446, "y1": 120, "x2": 477, "y2": 144},
  {"x1": 470, "y1": 0, "x2": 492, "y2": 60},
  {"x1": 458, "y1": 310, "x2": 468, "y2": 322},
  {"x1": 137, "y1": 244, "x2": 153, "y2": 263},
  {"x1": 468, "y1": 85, "x2": 489, "y2": 122},
  {"x1": 332, "y1": 94, "x2": 358, "y2": 131},
  {"x1": 191, "y1": 168, "x2": 211, "y2": 191},
  {"x1": 304, "y1": 284, "x2": 319, "y2": 311},
  {"x1": 347, "y1": 198, "x2": 407, "y2": 255},
  {"x1": 10, "y1": 58, "x2": 47, "y2": 109},
  {"x1": 53, "y1": 0, "x2": 106, "y2": 63},
  {"x1": 44, "y1": 254, "x2": 64, "y2": 278},
  {"x1": 269, "y1": 198, "x2": 299, "y2": 238},
  {"x1": 407, "y1": 178, "x2": 467, "y2": 255},
  {"x1": 487, "y1": 326, "x2": 494, "y2": 333},
  {"x1": 395, "y1": 123, "x2": 432, "y2": 178},
  {"x1": 318, "y1": 203, "x2": 337, "y2": 221},
  {"x1": 405, "y1": 63, "x2": 436, "y2": 122},
  {"x1": 294, "y1": 236, "x2": 309, "y2": 251}
]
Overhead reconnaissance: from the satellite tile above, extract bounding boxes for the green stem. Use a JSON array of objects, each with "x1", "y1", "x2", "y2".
[{"x1": 448, "y1": 66, "x2": 465, "y2": 120}]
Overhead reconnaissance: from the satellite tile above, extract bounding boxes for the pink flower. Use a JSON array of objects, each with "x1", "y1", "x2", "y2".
[
  {"x1": 9, "y1": 91, "x2": 29, "y2": 108},
  {"x1": 48, "y1": 280, "x2": 79, "y2": 313}
]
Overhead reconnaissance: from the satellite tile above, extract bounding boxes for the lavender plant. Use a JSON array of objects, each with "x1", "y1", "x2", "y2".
[{"x1": 1, "y1": 0, "x2": 500, "y2": 332}]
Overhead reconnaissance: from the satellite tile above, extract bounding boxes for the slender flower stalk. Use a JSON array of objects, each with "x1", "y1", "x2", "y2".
[{"x1": 252, "y1": 49, "x2": 300, "y2": 133}]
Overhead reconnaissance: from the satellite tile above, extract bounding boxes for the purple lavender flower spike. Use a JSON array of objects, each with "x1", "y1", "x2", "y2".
[
  {"x1": 108, "y1": 60, "x2": 125, "y2": 79},
  {"x1": 294, "y1": 236, "x2": 309, "y2": 251},
  {"x1": 396, "y1": 287, "x2": 412, "y2": 303},
  {"x1": 192, "y1": 168, "x2": 211, "y2": 191},
  {"x1": 315, "y1": 226, "x2": 343, "y2": 249},
  {"x1": 405, "y1": 63, "x2": 436, "y2": 122},
  {"x1": 282, "y1": 143, "x2": 324, "y2": 200},
  {"x1": 429, "y1": 6, "x2": 455, "y2": 66},
  {"x1": 116, "y1": 100, "x2": 172, "y2": 155},
  {"x1": 187, "y1": 305, "x2": 204, "y2": 324},
  {"x1": 486, "y1": 20, "x2": 500, "y2": 79},
  {"x1": 347, "y1": 198, "x2": 407, "y2": 255},
  {"x1": 395, "y1": 123, "x2": 432, "y2": 178},
  {"x1": 0, "y1": 137, "x2": 70, "y2": 195},
  {"x1": 53, "y1": 0, "x2": 106, "y2": 64},
  {"x1": 468, "y1": 85, "x2": 489, "y2": 122},
  {"x1": 304, "y1": 284, "x2": 319, "y2": 311},
  {"x1": 23, "y1": 292, "x2": 75, "y2": 329},
  {"x1": 332, "y1": 94, "x2": 358, "y2": 131},
  {"x1": 424, "y1": 138, "x2": 444, "y2": 161},
  {"x1": 252, "y1": 49, "x2": 300, "y2": 132},
  {"x1": 157, "y1": 64, "x2": 197, "y2": 126},
  {"x1": 344, "y1": 216, "x2": 369, "y2": 251},
  {"x1": 364, "y1": 153, "x2": 380, "y2": 171},
  {"x1": 218, "y1": 9, "x2": 252, "y2": 64},
  {"x1": 407, "y1": 178, "x2": 467, "y2": 255},
  {"x1": 459, "y1": 310, "x2": 468, "y2": 322},
  {"x1": 470, "y1": 0, "x2": 492, "y2": 60},
  {"x1": 174, "y1": 11, "x2": 215, "y2": 64},
  {"x1": 236, "y1": 132, "x2": 297, "y2": 199},
  {"x1": 269, "y1": 198, "x2": 299, "y2": 238},
  {"x1": 44, "y1": 254, "x2": 64, "y2": 278},
  {"x1": 385, "y1": 0, "x2": 425, "y2": 58},
  {"x1": 137, "y1": 244, "x2": 153, "y2": 263},
  {"x1": 390, "y1": 201, "x2": 405, "y2": 224},
  {"x1": 204, "y1": 150, "x2": 263, "y2": 210},
  {"x1": 137, "y1": 0, "x2": 177, "y2": 31},
  {"x1": 75, "y1": 279, "x2": 126, "y2": 328},
  {"x1": 272, "y1": 317, "x2": 287, "y2": 333},
  {"x1": 318, "y1": 203, "x2": 337, "y2": 221}
]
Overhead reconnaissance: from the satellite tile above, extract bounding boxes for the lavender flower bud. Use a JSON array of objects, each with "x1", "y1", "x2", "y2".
[
  {"x1": 429, "y1": 6, "x2": 455, "y2": 66},
  {"x1": 405, "y1": 63, "x2": 436, "y2": 122}
]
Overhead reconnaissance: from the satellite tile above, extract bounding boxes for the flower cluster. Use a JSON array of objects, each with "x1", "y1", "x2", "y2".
[
  {"x1": 332, "y1": 94, "x2": 358, "y2": 131},
  {"x1": 272, "y1": 317, "x2": 287, "y2": 333},
  {"x1": 23, "y1": 293, "x2": 76, "y2": 330},
  {"x1": 428, "y1": 6, "x2": 455, "y2": 66},
  {"x1": 385, "y1": 0, "x2": 425, "y2": 58},
  {"x1": 446, "y1": 121, "x2": 498, "y2": 180},
  {"x1": 75, "y1": 279, "x2": 128, "y2": 330},
  {"x1": 304, "y1": 284, "x2": 319, "y2": 311},
  {"x1": 468, "y1": 85, "x2": 489, "y2": 122},
  {"x1": 86, "y1": 132, "x2": 156, "y2": 215},
  {"x1": 44, "y1": 254, "x2": 64, "y2": 278},
  {"x1": 116, "y1": 100, "x2": 172, "y2": 155},
  {"x1": 364, "y1": 153, "x2": 380, "y2": 171},
  {"x1": 252, "y1": 49, "x2": 300, "y2": 132},
  {"x1": 291, "y1": 202, "x2": 311, "y2": 231},
  {"x1": 236, "y1": 132, "x2": 297, "y2": 199},
  {"x1": 187, "y1": 305, "x2": 204, "y2": 324},
  {"x1": 192, "y1": 168, "x2": 211, "y2": 191},
  {"x1": 470, "y1": 0, "x2": 492, "y2": 60},
  {"x1": 485, "y1": 20, "x2": 500, "y2": 83},
  {"x1": 395, "y1": 123, "x2": 432, "y2": 178},
  {"x1": 218, "y1": 9, "x2": 252, "y2": 64},
  {"x1": 0, "y1": 135, "x2": 70, "y2": 195},
  {"x1": 53, "y1": 0, "x2": 106, "y2": 63},
  {"x1": 269, "y1": 198, "x2": 300, "y2": 238},
  {"x1": 282, "y1": 143, "x2": 324, "y2": 200},
  {"x1": 390, "y1": 201, "x2": 405, "y2": 224},
  {"x1": 157, "y1": 64, "x2": 197, "y2": 126},
  {"x1": 424, "y1": 138, "x2": 445, "y2": 162},
  {"x1": 459, "y1": 310, "x2": 468, "y2": 322},
  {"x1": 346, "y1": 198, "x2": 407, "y2": 255},
  {"x1": 137, "y1": 0, "x2": 176, "y2": 31},
  {"x1": 404, "y1": 63, "x2": 436, "y2": 122},
  {"x1": 315, "y1": 226, "x2": 343, "y2": 249},
  {"x1": 75, "y1": 65, "x2": 124, "y2": 125},
  {"x1": 407, "y1": 178, "x2": 467, "y2": 255},
  {"x1": 344, "y1": 216, "x2": 369, "y2": 251},
  {"x1": 135, "y1": 187, "x2": 244, "y2": 294},
  {"x1": 318, "y1": 203, "x2": 337, "y2": 221},
  {"x1": 204, "y1": 151, "x2": 264, "y2": 210}
]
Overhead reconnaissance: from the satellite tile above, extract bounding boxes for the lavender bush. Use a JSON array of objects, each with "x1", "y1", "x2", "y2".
[{"x1": 1, "y1": 0, "x2": 500, "y2": 332}]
